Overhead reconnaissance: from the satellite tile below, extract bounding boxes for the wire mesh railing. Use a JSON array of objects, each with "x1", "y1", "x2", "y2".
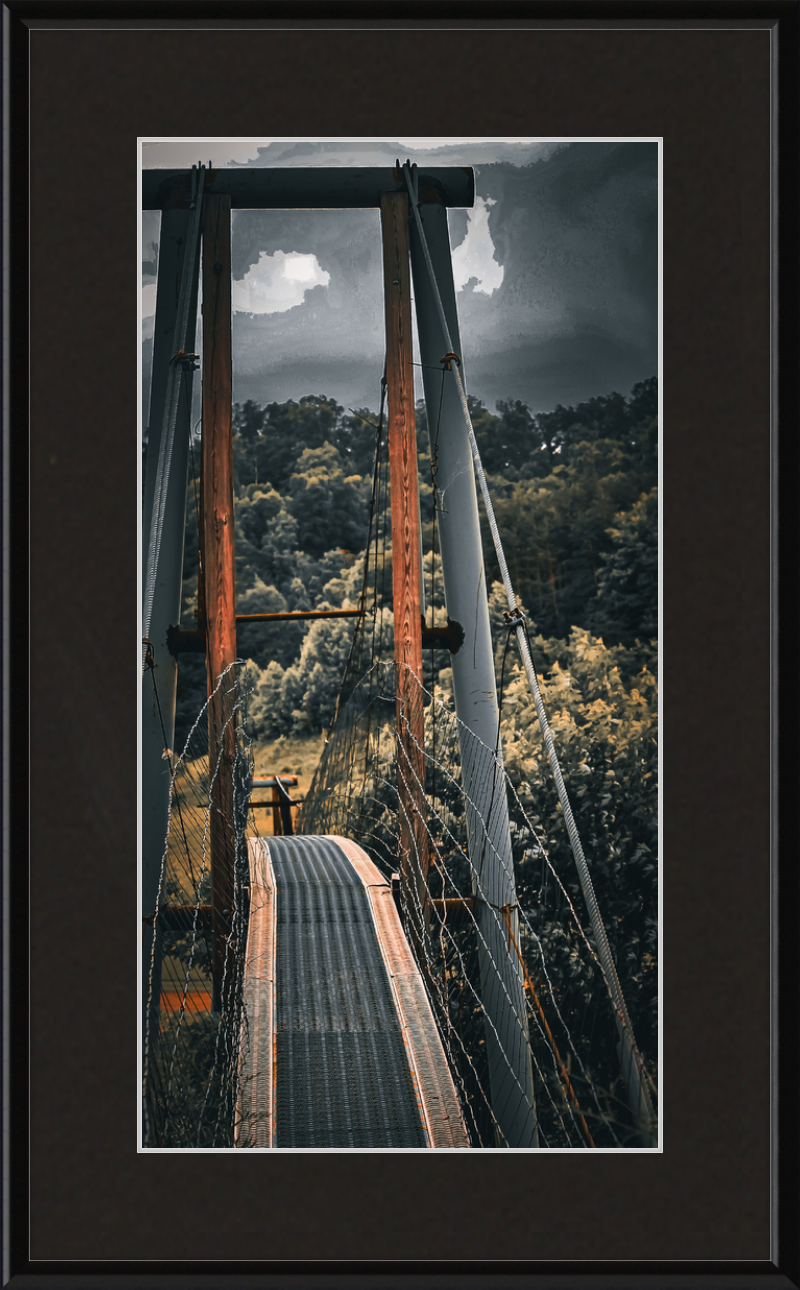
[
  {"x1": 142, "y1": 663, "x2": 257, "y2": 1148},
  {"x1": 301, "y1": 660, "x2": 656, "y2": 1148}
]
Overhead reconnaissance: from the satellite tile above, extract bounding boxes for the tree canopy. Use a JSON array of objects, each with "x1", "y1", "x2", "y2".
[{"x1": 175, "y1": 379, "x2": 658, "y2": 750}]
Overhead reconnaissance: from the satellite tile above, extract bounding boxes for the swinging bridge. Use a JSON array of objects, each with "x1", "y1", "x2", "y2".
[{"x1": 141, "y1": 162, "x2": 657, "y2": 1150}]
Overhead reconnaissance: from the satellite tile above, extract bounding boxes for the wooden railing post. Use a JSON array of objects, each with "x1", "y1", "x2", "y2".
[
  {"x1": 380, "y1": 191, "x2": 428, "y2": 938},
  {"x1": 201, "y1": 193, "x2": 236, "y2": 1012}
]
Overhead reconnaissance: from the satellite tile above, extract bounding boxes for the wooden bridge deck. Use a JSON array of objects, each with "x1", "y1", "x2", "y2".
[{"x1": 235, "y1": 835, "x2": 470, "y2": 1149}]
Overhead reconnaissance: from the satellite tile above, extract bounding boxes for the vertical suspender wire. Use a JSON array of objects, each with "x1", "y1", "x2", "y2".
[
  {"x1": 428, "y1": 367, "x2": 446, "y2": 888},
  {"x1": 403, "y1": 162, "x2": 656, "y2": 1146},
  {"x1": 142, "y1": 165, "x2": 205, "y2": 674}
]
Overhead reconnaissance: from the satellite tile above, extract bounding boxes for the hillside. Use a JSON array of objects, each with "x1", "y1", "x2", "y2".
[{"x1": 174, "y1": 376, "x2": 657, "y2": 752}]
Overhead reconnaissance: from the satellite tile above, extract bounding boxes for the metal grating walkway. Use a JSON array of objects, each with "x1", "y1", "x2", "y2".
[{"x1": 236, "y1": 835, "x2": 470, "y2": 1149}]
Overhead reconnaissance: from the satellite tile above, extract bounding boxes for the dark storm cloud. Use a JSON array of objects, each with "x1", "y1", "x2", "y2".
[
  {"x1": 145, "y1": 142, "x2": 657, "y2": 416},
  {"x1": 457, "y1": 142, "x2": 658, "y2": 409},
  {"x1": 228, "y1": 139, "x2": 568, "y2": 170}
]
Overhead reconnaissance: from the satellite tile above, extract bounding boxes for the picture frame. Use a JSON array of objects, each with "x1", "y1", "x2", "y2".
[{"x1": 7, "y1": 5, "x2": 794, "y2": 1286}]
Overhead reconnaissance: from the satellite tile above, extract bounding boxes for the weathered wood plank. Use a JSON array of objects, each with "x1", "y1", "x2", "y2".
[
  {"x1": 381, "y1": 191, "x2": 429, "y2": 926},
  {"x1": 202, "y1": 193, "x2": 237, "y2": 1010}
]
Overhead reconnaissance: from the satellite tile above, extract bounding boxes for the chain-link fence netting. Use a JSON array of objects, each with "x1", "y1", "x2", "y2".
[{"x1": 143, "y1": 663, "x2": 257, "y2": 1148}]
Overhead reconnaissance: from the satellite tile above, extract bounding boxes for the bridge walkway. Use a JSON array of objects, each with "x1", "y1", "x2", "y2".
[{"x1": 236, "y1": 834, "x2": 470, "y2": 1149}]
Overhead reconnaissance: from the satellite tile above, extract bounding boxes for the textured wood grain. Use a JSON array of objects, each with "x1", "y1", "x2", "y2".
[
  {"x1": 381, "y1": 193, "x2": 429, "y2": 921},
  {"x1": 235, "y1": 840, "x2": 276, "y2": 1149},
  {"x1": 202, "y1": 194, "x2": 237, "y2": 1009}
]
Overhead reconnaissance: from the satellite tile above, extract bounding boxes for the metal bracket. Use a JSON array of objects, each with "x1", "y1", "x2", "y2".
[
  {"x1": 166, "y1": 624, "x2": 206, "y2": 657},
  {"x1": 170, "y1": 349, "x2": 200, "y2": 371},
  {"x1": 502, "y1": 606, "x2": 526, "y2": 630},
  {"x1": 421, "y1": 616, "x2": 464, "y2": 655}
]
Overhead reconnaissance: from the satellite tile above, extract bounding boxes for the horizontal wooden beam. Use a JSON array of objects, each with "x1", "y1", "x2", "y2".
[
  {"x1": 250, "y1": 798, "x2": 304, "y2": 808},
  {"x1": 430, "y1": 896, "x2": 476, "y2": 927},
  {"x1": 155, "y1": 904, "x2": 212, "y2": 931},
  {"x1": 167, "y1": 610, "x2": 364, "y2": 656},
  {"x1": 143, "y1": 166, "x2": 475, "y2": 212}
]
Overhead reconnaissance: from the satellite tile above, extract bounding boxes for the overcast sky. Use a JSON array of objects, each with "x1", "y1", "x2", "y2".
[{"x1": 142, "y1": 137, "x2": 659, "y2": 417}]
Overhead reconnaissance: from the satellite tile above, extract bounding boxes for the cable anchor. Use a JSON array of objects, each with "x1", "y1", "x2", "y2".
[
  {"x1": 170, "y1": 349, "x2": 200, "y2": 370},
  {"x1": 142, "y1": 636, "x2": 155, "y2": 669},
  {"x1": 440, "y1": 352, "x2": 461, "y2": 371},
  {"x1": 503, "y1": 606, "x2": 526, "y2": 630}
]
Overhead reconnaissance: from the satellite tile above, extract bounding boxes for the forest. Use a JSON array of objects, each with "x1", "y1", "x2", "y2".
[{"x1": 175, "y1": 375, "x2": 657, "y2": 751}]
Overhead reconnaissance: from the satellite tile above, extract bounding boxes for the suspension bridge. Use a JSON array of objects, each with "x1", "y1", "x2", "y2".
[{"x1": 141, "y1": 161, "x2": 658, "y2": 1150}]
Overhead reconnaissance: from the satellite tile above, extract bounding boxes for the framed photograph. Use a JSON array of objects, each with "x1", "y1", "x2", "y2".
[
  {"x1": 9, "y1": 5, "x2": 794, "y2": 1287},
  {"x1": 139, "y1": 131, "x2": 661, "y2": 1162}
]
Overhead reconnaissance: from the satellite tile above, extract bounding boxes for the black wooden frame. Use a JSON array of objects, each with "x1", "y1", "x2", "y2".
[{"x1": 5, "y1": 4, "x2": 795, "y2": 1287}]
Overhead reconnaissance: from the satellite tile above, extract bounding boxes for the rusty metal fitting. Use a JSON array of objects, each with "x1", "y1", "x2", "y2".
[
  {"x1": 421, "y1": 616, "x2": 464, "y2": 655},
  {"x1": 170, "y1": 349, "x2": 200, "y2": 370},
  {"x1": 503, "y1": 606, "x2": 526, "y2": 629}
]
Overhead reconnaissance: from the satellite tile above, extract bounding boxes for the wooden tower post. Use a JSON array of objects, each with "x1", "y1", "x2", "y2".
[
  {"x1": 380, "y1": 191, "x2": 429, "y2": 940},
  {"x1": 201, "y1": 193, "x2": 237, "y2": 1011}
]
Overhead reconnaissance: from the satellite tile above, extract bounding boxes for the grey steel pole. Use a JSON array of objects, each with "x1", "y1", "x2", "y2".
[
  {"x1": 141, "y1": 195, "x2": 201, "y2": 1055},
  {"x1": 409, "y1": 198, "x2": 537, "y2": 1148},
  {"x1": 202, "y1": 194, "x2": 237, "y2": 1013},
  {"x1": 404, "y1": 170, "x2": 655, "y2": 1148}
]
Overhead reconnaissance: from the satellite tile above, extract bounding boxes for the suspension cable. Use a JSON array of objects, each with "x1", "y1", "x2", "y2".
[{"x1": 402, "y1": 161, "x2": 655, "y2": 1143}]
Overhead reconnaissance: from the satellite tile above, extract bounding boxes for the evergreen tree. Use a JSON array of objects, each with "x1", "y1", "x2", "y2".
[{"x1": 592, "y1": 487, "x2": 658, "y2": 648}]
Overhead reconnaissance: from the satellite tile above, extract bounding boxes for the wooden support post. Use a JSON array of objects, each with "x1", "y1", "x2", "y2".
[
  {"x1": 271, "y1": 784, "x2": 282, "y2": 837},
  {"x1": 380, "y1": 191, "x2": 428, "y2": 936},
  {"x1": 201, "y1": 194, "x2": 236, "y2": 1012}
]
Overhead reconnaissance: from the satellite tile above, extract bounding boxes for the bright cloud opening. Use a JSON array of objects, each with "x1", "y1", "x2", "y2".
[
  {"x1": 142, "y1": 283, "x2": 157, "y2": 318},
  {"x1": 232, "y1": 250, "x2": 331, "y2": 314},
  {"x1": 452, "y1": 196, "x2": 504, "y2": 295}
]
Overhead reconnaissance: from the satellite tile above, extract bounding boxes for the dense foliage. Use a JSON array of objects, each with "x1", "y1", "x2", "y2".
[
  {"x1": 499, "y1": 611, "x2": 659, "y2": 1062},
  {"x1": 175, "y1": 378, "x2": 657, "y2": 750}
]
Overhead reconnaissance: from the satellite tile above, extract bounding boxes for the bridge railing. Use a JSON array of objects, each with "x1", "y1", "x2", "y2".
[
  {"x1": 143, "y1": 663, "x2": 255, "y2": 1149},
  {"x1": 301, "y1": 661, "x2": 656, "y2": 1148}
]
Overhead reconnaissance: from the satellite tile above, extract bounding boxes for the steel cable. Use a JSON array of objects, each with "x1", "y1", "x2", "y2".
[{"x1": 402, "y1": 162, "x2": 655, "y2": 1144}]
